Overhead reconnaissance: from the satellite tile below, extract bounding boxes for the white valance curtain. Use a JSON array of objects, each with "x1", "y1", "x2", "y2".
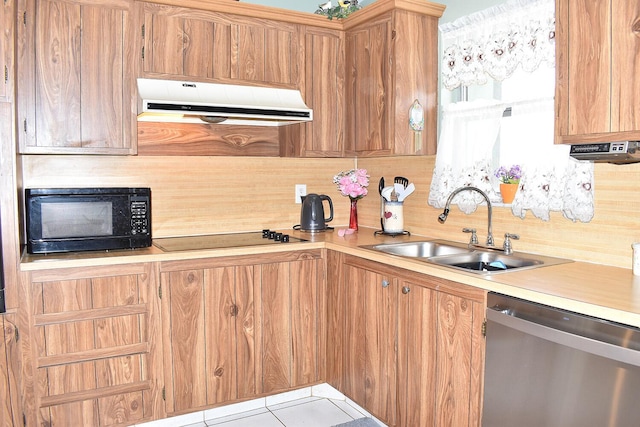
[
  {"x1": 429, "y1": 0, "x2": 594, "y2": 223},
  {"x1": 440, "y1": 0, "x2": 556, "y2": 89}
]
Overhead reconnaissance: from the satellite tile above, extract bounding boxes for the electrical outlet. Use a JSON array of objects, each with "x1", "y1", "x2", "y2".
[{"x1": 295, "y1": 184, "x2": 307, "y2": 204}]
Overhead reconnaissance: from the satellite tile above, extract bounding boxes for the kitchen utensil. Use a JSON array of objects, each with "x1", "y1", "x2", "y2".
[
  {"x1": 298, "y1": 194, "x2": 333, "y2": 232},
  {"x1": 397, "y1": 183, "x2": 415, "y2": 202},
  {"x1": 381, "y1": 186, "x2": 394, "y2": 202},
  {"x1": 394, "y1": 183, "x2": 404, "y2": 198},
  {"x1": 394, "y1": 176, "x2": 409, "y2": 188}
]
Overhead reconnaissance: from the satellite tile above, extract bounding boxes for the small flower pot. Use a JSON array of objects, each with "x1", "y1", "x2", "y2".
[{"x1": 500, "y1": 183, "x2": 519, "y2": 204}]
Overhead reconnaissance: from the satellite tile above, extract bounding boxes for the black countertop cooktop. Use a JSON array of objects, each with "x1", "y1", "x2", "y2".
[{"x1": 153, "y1": 231, "x2": 307, "y2": 252}]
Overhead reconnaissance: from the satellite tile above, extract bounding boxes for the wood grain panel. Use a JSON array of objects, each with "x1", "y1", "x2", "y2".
[
  {"x1": 364, "y1": 266, "x2": 396, "y2": 425},
  {"x1": 184, "y1": 18, "x2": 214, "y2": 78},
  {"x1": 435, "y1": 292, "x2": 473, "y2": 426},
  {"x1": 343, "y1": 264, "x2": 366, "y2": 403},
  {"x1": 0, "y1": 316, "x2": 20, "y2": 427},
  {"x1": 290, "y1": 259, "x2": 319, "y2": 386},
  {"x1": 260, "y1": 262, "x2": 291, "y2": 393},
  {"x1": 325, "y1": 250, "x2": 345, "y2": 391},
  {"x1": 611, "y1": 0, "x2": 640, "y2": 132},
  {"x1": 35, "y1": 0, "x2": 82, "y2": 148},
  {"x1": 397, "y1": 280, "x2": 436, "y2": 427},
  {"x1": 204, "y1": 267, "x2": 237, "y2": 404},
  {"x1": 148, "y1": 13, "x2": 184, "y2": 75},
  {"x1": 28, "y1": 264, "x2": 157, "y2": 426},
  {"x1": 0, "y1": 0, "x2": 13, "y2": 101},
  {"x1": 137, "y1": 122, "x2": 280, "y2": 156},
  {"x1": 236, "y1": 265, "x2": 260, "y2": 398},
  {"x1": 165, "y1": 269, "x2": 207, "y2": 411}
]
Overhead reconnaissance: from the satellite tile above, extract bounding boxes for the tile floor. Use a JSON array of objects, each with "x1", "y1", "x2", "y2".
[{"x1": 135, "y1": 384, "x2": 387, "y2": 427}]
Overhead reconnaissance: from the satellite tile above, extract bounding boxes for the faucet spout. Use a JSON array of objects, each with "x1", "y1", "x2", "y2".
[{"x1": 438, "y1": 186, "x2": 494, "y2": 246}]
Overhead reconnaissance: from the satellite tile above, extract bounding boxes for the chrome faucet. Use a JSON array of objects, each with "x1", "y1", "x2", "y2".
[{"x1": 438, "y1": 186, "x2": 494, "y2": 247}]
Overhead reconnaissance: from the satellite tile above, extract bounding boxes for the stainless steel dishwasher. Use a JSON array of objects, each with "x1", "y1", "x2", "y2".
[{"x1": 483, "y1": 292, "x2": 640, "y2": 427}]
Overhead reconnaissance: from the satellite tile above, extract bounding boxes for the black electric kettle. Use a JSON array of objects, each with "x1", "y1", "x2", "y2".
[{"x1": 297, "y1": 194, "x2": 334, "y2": 232}]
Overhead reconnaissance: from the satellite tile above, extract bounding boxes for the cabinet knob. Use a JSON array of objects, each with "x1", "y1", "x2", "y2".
[
  {"x1": 381, "y1": 279, "x2": 390, "y2": 288},
  {"x1": 402, "y1": 286, "x2": 410, "y2": 294}
]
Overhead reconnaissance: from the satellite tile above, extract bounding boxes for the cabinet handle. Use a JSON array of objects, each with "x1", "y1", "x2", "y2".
[
  {"x1": 381, "y1": 279, "x2": 390, "y2": 288},
  {"x1": 402, "y1": 286, "x2": 410, "y2": 294}
]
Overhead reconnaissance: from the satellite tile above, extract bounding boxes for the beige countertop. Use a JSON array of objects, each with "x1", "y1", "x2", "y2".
[{"x1": 21, "y1": 227, "x2": 640, "y2": 328}]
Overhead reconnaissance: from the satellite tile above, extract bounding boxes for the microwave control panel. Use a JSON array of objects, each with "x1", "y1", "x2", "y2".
[{"x1": 130, "y1": 200, "x2": 149, "y2": 235}]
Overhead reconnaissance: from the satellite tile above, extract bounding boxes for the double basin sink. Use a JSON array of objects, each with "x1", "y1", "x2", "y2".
[{"x1": 360, "y1": 239, "x2": 572, "y2": 275}]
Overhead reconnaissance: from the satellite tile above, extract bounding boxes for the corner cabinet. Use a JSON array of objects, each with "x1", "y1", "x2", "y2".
[
  {"x1": 159, "y1": 250, "x2": 325, "y2": 415},
  {"x1": 17, "y1": 0, "x2": 137, "y2": 154},
  {"x1": 344, "y1": 4, "x2": 443, "y2": 156},
  {"x1": 327, "y1": 253, "x2": 485, "y2": 427},
  {"x1": 555, "y1": 0, "x2": 640, "y2": 144},
  {"x1": 20, "y1": 263, "x2": 163, "y2": 427}
]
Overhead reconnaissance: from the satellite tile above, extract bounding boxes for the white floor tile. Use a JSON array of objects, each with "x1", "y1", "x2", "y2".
[
  {"x1": 135, "y1": 411, "x2": 204, "y2": 427},
  {"x1": 203, "y1": 397, "x2": 266, "y2": 421},
  {"x1": 208, "y1": 411, "x2": 285, "y2": 427},
  {"x1": 311, "y1": 384, "x2": 346, "y2": 401},
  {"x1": 330, "y1": 399, "x2": 367, "y2": 420},
  {"x1": 206, "y1": 408, "x2": 270, "y2": 426},
  {"x1": 271, "y1": 398, "x2": 353, "y2": 427},
  {"x1": 265, "y1": 387, "x2": 312, "y2": 406},
  {"x1": 267, "y1": 396, "x2": 322, "y2": 412}
]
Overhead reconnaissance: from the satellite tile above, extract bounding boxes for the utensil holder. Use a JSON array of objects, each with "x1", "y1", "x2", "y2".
[{"x1": 383, "y1": 201, "x2": 404, "y2": 233}]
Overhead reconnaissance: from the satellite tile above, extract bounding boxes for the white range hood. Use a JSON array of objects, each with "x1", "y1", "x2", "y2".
[{"x1": 137, "y1": 78, "x2": 313, "y2": 126}]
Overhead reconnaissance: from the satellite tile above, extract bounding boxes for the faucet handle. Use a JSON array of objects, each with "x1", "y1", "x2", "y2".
[
  {"x1": 503, "y1": 233, "x2": 520, "y2": 255},
  {"x1": 462, "y1": 228, "x2": 478, "y2": 245}
]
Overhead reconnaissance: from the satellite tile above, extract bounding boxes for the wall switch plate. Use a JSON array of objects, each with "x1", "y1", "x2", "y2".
[{"x1": 295, "y1": 184, "x2": 307, "y2": 204}]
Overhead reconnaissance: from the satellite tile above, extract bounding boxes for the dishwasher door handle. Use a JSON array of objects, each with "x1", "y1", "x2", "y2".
[{"x1": 487, "y1": 308, "x2": 640, "y2": 368}]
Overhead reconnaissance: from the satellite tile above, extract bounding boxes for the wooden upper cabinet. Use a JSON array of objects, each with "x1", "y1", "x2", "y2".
[
  {"x1": 556, "y1": 0, "x2": 640, "y2": 144},
  {"x1": 344, "y1": 6, "x2": 442, "y2": 157},
  {"x1": 140, "y1": 2, "x2": 300, "y2": 88},
  {"x1": 280, "y1": 26, "x2": 345, "y2": 158},
  {"x1": 0, "y1": 0, "x2": 14, "y2": 102},
  {"x1": 17, "y1": 0, "x2": 137, "y2": 154}
]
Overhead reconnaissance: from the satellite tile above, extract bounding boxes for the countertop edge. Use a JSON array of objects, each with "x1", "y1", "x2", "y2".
[{"x1": 20, "y1": 228, "x2": 640, "y2": 328}]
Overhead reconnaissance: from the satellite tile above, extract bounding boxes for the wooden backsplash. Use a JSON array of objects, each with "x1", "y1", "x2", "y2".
[{"x1": 22, "y1": 154, "x2": 640, "y2": 269}]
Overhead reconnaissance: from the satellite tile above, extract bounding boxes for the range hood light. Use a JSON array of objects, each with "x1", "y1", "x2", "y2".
[
  {"x1": 136, "y1": 78, "x2": 313, "y2": 127},
  {"x1": 199, "y1": 115, "x2": 228, "y2": 124}
]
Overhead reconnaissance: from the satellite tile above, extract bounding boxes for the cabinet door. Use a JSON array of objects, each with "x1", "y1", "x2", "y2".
[
  {"x1": 260, "y1": 257, "x2": 322, "y2": 393},
  {"x1": 161, "y1": 252, "x2": 323, "y2": 414},
  {"x1": 345, "y1": 16, "x2": 393, "y2": 156},
  {"x1": 556, "y1": 0, "x2": 640, "y2": 142},
  {"x1": 141, "y1": 3, "x2": 300, "y2": 87},
  {"x1": 0, "y1": 0, "x2": 13, "y2": 101},
  {"x1": 342, "y1": 259, "x2": 397, "y2": 425},
  {"x1": 0, "y1": 315, "x2": 20, "y2": 427},
  {"x1": 281, "y1": 26, "x2": 344, "y2": 158},
  {"x1": 17, "y1": 0, "x2": 136, "y2": 154},
  {"x1": 162, "y1": 265, "x2": 259, "y2": 413},
  {"x1": 397, "y1": 275, "x2": 485, "y2": 427},
  {"x1": 397, "y1": 279, "x2": 436, "y2": 427},
  {"x1": 25, "y1": 263, "x2": 161, "y2": 427}
]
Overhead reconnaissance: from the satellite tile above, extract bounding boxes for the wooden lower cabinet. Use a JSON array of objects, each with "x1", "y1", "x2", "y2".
[
  {"x1": 22, "y1": 263, "x2": 163, "y2": 427},
  {"x1": 159, "y1": 250, "x2": 325, "y2": 415},
  {"x1": 328, "y1": 253, "x2": 486, "y2": 427},
  {"x1": 0, "y1": 314, "x2": 21, "y2": 427}
]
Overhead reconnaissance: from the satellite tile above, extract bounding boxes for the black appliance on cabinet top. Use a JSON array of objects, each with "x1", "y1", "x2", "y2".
[
  {"x1": 153, "y1": 229, "x2": 307, "y2": 252},
  {"x1": 25, "y1": 187, "x2": 152, "y2": 254}
]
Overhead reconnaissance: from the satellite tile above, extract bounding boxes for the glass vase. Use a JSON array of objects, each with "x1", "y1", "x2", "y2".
[{"x1": 349, "y1": 198, "x2": 359, "y2": 230}]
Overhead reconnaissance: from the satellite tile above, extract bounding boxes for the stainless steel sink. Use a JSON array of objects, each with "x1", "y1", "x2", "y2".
[
  {"x1": 360, "y1": 239, "x2": 572, "y2": 275},
  {"x1": 362, "y1": 240, "x2": 473, "y2": 258}
]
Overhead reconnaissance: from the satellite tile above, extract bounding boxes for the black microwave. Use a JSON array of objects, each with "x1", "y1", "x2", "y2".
[{"x1": 25, "y1": 188, "x2": 151, "y2": 254}]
